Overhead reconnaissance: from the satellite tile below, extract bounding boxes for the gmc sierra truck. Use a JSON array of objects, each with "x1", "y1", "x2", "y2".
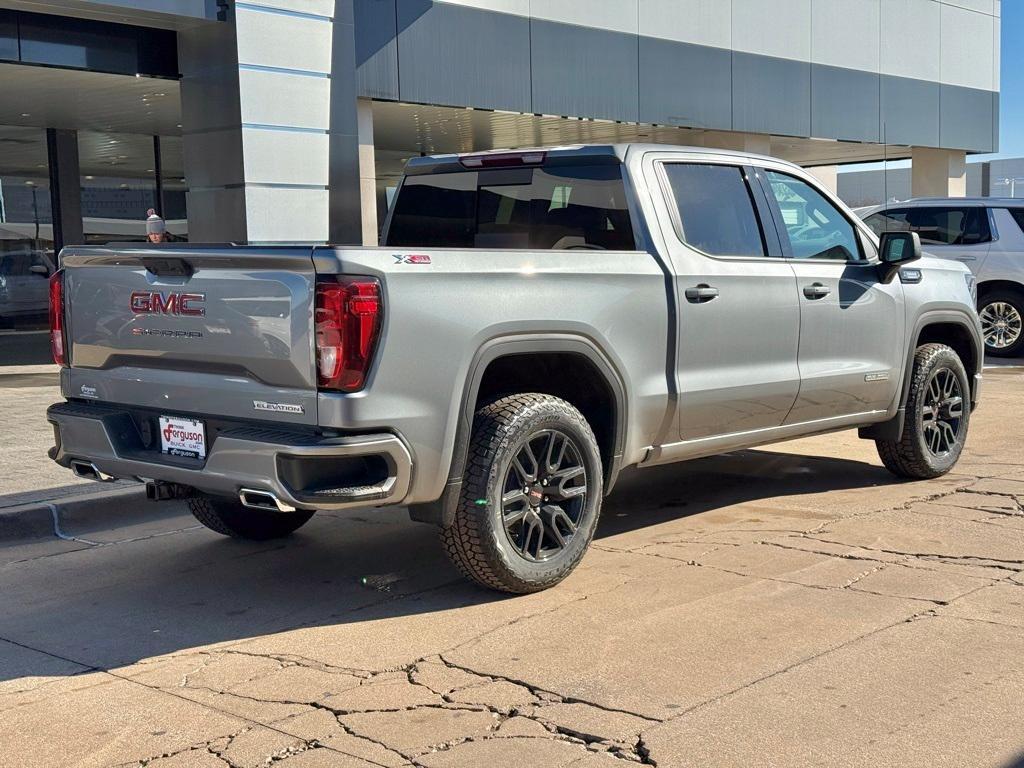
[{"x1": 46, "y1": 144, "x2": 983, "y2": 593}]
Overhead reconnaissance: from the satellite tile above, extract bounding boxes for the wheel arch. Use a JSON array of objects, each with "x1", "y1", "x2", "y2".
[
  {"x1": 977, "y1": 279, "x2": 1024, "y2": 301},
  {"x1": 860, "y1": 310, "x2": 982, "y2": 442},
  {"x1": 408, "y1": 334, "x2": 628, "y2": 527},
  {"x1": 912, "y1": 315, "x2": 982, "y2": 398}
]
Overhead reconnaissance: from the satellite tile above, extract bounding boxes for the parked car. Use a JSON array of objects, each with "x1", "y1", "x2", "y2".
[
  {"x1": 860, "y1": 199, "x2": 1024, "y2": 357},
  {"x1": 46, "y1": 144, "x2": 982, "y2": 593},
  {"x1": 0, "y1": 250, "x2": 53, "y2": 323}
]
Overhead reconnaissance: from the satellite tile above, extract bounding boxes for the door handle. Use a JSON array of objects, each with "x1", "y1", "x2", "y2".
[
  {"x1": 954, "y1": 255, "x2": 977, "y2": 262},
  {"x1": 803, "y1": 283, "x2": 831, "y2": 299},
  {"x1": 684, "y1": 284, "x2": 719, "y2": 303}
]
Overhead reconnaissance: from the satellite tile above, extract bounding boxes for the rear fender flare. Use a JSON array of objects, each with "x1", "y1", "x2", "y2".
[{"x1": 409, "y1": 334, "x2": 628, "y2": 527}]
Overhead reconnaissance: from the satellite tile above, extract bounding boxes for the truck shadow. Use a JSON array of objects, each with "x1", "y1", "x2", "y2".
[
  {"x1": 597, "y1": 447, "x2": 896, "y2": 538},
  {"x1": 0, "y1": 448, "x2": 903, "y2": 683}
]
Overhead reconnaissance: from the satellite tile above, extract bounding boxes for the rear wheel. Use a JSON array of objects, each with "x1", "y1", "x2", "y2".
[
  {"x1": 978, "y1": 289, "x2": 1024, "y2": 358},
  {"x1": 876, "y1": 343, "x2": 970, "y2": 479},
  {"x1": 188, "y1": 494, "x2": 314, "y2": 540},
  {"x1": 440, "y1": 394, "x2": 603, "y2": 594}
]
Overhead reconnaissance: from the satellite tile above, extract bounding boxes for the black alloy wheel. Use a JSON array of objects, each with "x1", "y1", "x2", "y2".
[
  {"x1": 920, "y1": 366, "x2": 966, "y2": 457},
  {"x1": 501, "y1": 429, "x2": 588, "y2": 562}
]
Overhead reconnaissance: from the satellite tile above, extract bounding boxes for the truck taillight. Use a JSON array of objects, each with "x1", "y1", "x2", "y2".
[
  {"x1": 315, "y1": 277, "x2": 382, "y2": 391},
  {"x1": 49, "y1": 269, "x2": 67, "y2": 367}
]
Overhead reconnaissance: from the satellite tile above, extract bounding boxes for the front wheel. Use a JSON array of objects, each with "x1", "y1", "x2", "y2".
[
  {"x1": 876, "y1": 343, "x2": 971, "y2": 479},
  {"x1": 978, "y1": 290, "x2": 1024, "y2": 357},
  {"x1": 440, "y1": 394, "x2": 604, "y2": 594},
  {"x1": 188, "y1": 494, "x2": 315, "y2": 540}
]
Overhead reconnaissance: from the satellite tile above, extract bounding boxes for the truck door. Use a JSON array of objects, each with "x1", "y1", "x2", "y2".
[
  {"x1": 647, "y1": 156, "x2": 801, "y2": 442},
  {"x1": 758, "y1": 168, "x2": 905, "y2": 423}
]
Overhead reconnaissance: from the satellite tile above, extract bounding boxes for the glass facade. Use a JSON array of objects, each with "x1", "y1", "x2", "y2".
[
  {"x1": 79, "y1": 132, "x2": 188, "y2": 244},
  {"x1": 0, "y1": 125, "x2": 52, "y2": 328},
  {"x1": 0, "y1": 8, "x2": 185, "y2": 363},
  {"x1": 0, "y1": 125, "x2": 186, "y2": 363},
  {"x1": 0, "y1": 9, "x2": 177, "y2": 77}
]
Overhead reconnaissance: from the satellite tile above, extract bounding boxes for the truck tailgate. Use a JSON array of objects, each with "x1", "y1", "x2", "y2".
[{"x1": 61, "y1": 245, "x2": 318, "y2": 426}]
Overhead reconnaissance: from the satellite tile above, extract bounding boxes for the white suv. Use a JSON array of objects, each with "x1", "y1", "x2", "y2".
[{"x1": 862, "y1": 199, "x2": 1024, "y2": 358}]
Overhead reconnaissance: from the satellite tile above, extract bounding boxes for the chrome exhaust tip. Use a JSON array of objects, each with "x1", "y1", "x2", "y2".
[
  {"x1": 70, "y1": 459, "x2": 115, "y2": 482},
  {"x1": 239, "y1": 488, "x2": 297, "y2": 513}
]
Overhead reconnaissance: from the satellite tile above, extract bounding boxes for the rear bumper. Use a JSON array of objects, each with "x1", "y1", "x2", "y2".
[{"x1": 47, "y1": 401, "x2": 413, "y2": 512}]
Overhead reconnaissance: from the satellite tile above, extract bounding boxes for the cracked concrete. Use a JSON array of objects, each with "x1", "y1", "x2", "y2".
[{"x1": 2, "y1": 367, "x2": 1024, "y2": 766}]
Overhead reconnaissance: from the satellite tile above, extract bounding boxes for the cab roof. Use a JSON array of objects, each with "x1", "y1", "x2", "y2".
[{"x1": 402, "y1": 143, "x2": 803, "y2": 175}]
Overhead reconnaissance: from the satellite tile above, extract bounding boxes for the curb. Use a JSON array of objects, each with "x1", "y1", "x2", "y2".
[{"x1": 0, "y1": 485, "x2": 150, "y2": 544}]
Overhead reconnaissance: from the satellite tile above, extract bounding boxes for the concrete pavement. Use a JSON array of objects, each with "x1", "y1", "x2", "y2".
[{"x1": 0, "y1": 365, "x2": 1023, "y2": 766}]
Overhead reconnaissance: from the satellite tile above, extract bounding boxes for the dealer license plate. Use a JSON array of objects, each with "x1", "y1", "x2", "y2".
[{"x1": 158, "y1": 416, "x2": 207, "y2": 459}]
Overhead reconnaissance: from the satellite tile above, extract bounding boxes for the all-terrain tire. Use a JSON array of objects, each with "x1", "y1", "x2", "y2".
[
  {"x1": 188, "y1": 494, "x2": 315, "y2": 540},
  {"x1": 440, "y1": 394, "x2": 603, "y2": 594},
  {"x1": 876, "y1": 343, "x2": 971, "y2": 479},
  {"x1": 978, "y1": 288, "x2": 1024, "y2": 358}
]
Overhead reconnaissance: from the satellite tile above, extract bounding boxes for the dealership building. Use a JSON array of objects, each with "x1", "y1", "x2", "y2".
[{"x1": 0, "y1": 0, "x2": 1003, "y2": 263}]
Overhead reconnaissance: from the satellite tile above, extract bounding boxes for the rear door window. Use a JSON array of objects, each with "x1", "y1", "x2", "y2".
[
  {"x1": 661, "y1": 163, "x2": 766, "y2": 258},
  {"x1": 868, "y1": 206, "x2": 990, "y2": 245},
  {"x1": 385, "y1": 163, "x2": 636, "y2": 250},
  {"x1": 1004, "y1": 208, "x2": 1024, "y2": 237}
]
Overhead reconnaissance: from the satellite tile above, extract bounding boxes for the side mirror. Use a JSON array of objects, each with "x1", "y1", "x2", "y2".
[
  {"x1": 29, "y1": 264, "x2": 49, "y2": 277},
  {"x1": 878, "y1": 231, "x2": 922, "y2": 283}
]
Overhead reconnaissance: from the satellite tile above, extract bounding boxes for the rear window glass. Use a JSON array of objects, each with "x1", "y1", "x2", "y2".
[
  {"x1": 662, "y1": 163, "x2": 765, "y2": 258},
  {"x1": 1005, "y1": 208, "x2": 1024, "y2": 236},
  {"x1": 865, "y1": 207, "x2": 990, "y2": 245},
  {"x1": 385, "y1": 163, "x2": 636, "y2": 250}
]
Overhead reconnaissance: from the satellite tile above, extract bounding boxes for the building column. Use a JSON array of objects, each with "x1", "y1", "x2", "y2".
[
  {"x1": 701, "y1": 131, "x2": 772, "y2": 156},
  {"x1": 357, "y1": 99, "x2": 378, "y2": 245},
  {"x1": 46, "y1": 128, "x2": 84, "y2": 255},
  {"x1": 806, "y1": 165, "x2": 838, "y2": 194},
  {"x1": 177, "y1": 0, "x2": 369, "y2": 244},
  {"x1": 911, "y1": 147, "x2": 967, "y2": 198}
]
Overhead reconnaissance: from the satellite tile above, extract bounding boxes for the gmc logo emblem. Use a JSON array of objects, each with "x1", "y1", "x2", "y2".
[{"x1": 130, "y1": 291, "x2": 206, "y2": 317}]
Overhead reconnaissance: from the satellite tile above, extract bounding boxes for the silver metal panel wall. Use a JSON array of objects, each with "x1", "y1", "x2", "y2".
[
  {"x1": 811, "y1": 65, "x2": 880, "y2": 144},
  {"x1": 940, "y1": 84, "x2": 997, "y2": 152},
  {"x1": 355, "y1": 0, "x2": 399, "y2": 100},
  {"x1": 396, "y1": 0, "x2": 530, "y2": 112},
  {"x1": 881, "y1": 75, "x2": 941, "y2": 147},
  {"x1": 352, "y1": 0, "x2": 1001, "y2": 153},
  {"x1": 731, "y1": 52, "x2": 810, "y2": 138},
  {"x1": 637, "y1": 38, "x2": 731, "y2": 130},
  {"x1": 530, "y1": 19, "x2": 638, "y2": 122}
]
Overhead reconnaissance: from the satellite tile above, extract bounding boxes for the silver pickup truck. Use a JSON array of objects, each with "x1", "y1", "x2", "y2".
[{"x1": 47, "y1": 144, "x2": 982, "y2": 593}]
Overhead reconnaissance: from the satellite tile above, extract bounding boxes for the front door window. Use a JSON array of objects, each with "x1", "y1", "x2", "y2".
[{"x1": 765, "y1": 171, "x2": 862, "y2": 261}]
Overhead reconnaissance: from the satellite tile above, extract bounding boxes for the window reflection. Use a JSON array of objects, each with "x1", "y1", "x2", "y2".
[
  {"x1": 0, "y1": 126, "x2": 52, "y2": 349},
  {"x1": 79, "y1": 131, "x2": 188, "y2": 243}
]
